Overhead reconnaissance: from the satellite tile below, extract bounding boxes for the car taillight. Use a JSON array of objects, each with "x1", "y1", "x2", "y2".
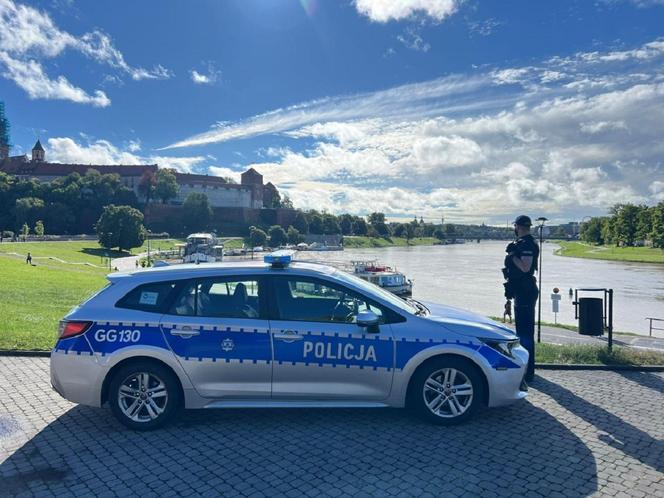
[{"x1": 59, "y1": 321, "x2": 92, "y2": 339}]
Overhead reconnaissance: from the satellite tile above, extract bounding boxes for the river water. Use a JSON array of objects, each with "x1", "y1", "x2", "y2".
[{"x1": 297, "y1": 242, "x2": 664, "y2": 337}]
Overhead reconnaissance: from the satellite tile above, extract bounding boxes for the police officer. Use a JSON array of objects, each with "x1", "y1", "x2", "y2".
[{"x1": 502, "y1": 215, "x2": 539, "y2": 382}]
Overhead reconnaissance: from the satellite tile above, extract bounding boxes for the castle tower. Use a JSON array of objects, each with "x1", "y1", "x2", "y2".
[{"x1": 32, "y1": 139, "x2": 45, "y2": 162}]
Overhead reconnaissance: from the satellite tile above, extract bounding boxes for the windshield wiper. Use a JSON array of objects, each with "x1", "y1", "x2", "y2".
[{"x1": 406, "y1": 298, "x2": 429, "y2": 316}]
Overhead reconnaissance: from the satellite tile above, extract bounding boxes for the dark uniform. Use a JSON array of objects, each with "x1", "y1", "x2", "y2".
[{"x1": 503, "y1": 228, "x2": 539, "y2": 381}]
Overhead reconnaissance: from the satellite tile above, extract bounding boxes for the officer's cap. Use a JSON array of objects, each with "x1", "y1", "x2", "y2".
[{"x1": 513, "y1": 215, "x2": 532, "y2": 227}]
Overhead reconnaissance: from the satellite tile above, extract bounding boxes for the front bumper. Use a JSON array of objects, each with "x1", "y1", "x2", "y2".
[
  {"x1": 487, "y1": 345, "x2": 528, "y2": 407},
  {"x1": 50, "y1": 351, "x2": 105, "y2": 407}
]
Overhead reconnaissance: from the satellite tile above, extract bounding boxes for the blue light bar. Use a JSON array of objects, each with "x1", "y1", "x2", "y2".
[{"x1": 264, "y1": 250, "x2": 296, "y2": 268}]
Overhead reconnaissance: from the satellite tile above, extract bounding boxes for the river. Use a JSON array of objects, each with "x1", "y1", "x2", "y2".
[{"x1": 297, "y1": 241, "x2": 664, "y2": 337}]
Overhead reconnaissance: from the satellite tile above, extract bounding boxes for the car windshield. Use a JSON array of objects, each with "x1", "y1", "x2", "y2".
[{"x1": 332, "y1": 270, "x2": 418, "y2": 315}]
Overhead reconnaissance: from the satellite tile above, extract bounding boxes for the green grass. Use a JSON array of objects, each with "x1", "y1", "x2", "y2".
[
  {"x1": 221, "y1": 238, "x2": 245, "y2": 250},
  {"x1": 0, "y1": 257, "x2": 107, "y2": 350},
  {"x1": 555, "y1": 241, "x2": 664, "y2": 264},
  {"x1": 343, "y1": 236, "x2": 439, "y2": 248},
  {"x1": 535, "y1": 343, "x2": 664, "y2": 365}
]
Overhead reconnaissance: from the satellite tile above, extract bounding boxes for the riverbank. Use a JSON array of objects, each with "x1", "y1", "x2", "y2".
[
  {"x1": 555, "y1": 241, "x2": 664, "y2": 264},
  {"x1": 343, "y1": 236, "x2": 439, "y2": 248}
]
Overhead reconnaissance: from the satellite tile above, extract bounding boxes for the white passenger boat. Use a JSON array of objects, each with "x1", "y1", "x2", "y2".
[{"x1": 351, "y1": 260, "x2": 413, "y2": 296}]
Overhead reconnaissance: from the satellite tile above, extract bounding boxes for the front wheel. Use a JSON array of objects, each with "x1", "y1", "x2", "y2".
[
  {"x1": 409, "y1": 357, "x2": 485, "y2": 425},
  {"x1": 108, "y1": 362, "x2": 181, "y2": 430}
]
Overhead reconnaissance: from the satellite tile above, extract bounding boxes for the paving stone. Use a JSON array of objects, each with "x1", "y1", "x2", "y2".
[{"x1": 1, "y1": 358, "x2": 663, "y2": 497}]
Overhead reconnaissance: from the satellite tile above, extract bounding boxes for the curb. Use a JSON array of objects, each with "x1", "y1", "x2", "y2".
[
  {"x1": 1, "y1": 351, "x2": 663, "y2": 371},
  {"x1": 535, "y1": 363, "x2": 664, "y2": 372},
  {"x1": 0, "y1": 350, "x2": 51, "y2": 358}
]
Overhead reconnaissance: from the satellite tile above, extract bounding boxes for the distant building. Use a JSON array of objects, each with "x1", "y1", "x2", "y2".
[{"x1": 0, "y1": 140, "x2": 279, "y2": 209}]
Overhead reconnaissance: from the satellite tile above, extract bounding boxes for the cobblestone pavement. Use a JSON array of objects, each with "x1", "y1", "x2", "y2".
[{"x1": 1, "y1": 357, "x2": 662, "y2": 497}]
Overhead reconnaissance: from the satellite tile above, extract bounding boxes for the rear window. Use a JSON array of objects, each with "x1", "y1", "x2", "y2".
[{"x1": 116, "y1": 281, "x2": 178, "y2": 313}]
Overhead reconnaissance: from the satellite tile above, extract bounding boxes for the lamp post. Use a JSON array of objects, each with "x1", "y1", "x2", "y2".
[
  {"x1": 536, "y1": 217, "x2": 548, "y2": 343},
  {"x1": 146, "y1": 229, "x2": 151, "y2": 267}
]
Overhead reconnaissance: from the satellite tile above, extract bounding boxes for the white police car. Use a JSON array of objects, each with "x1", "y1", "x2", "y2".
[{"x1": 50, "y1": 251, "x2": 528, "y2": 430}]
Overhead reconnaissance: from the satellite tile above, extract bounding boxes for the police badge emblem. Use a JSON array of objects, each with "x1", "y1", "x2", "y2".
[{"x1": 221, "y1": 338, "x2": 234, "y2": 352}]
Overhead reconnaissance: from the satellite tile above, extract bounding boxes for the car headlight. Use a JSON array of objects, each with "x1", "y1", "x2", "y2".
[{"x1": 480, "y1": 338, "x2": 520, "y2": 359}]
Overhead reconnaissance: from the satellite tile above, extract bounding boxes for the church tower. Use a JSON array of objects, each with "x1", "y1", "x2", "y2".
[{"x1": 32, "y1": 139, "x2": 45, "y2": 162}]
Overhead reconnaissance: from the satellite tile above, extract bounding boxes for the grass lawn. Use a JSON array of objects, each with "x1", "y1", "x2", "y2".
[
  {"x1": 555, "y1": 241, "x2": 664, "y2": 264},
  {"x1": 343, "y1": 236, "x2": 439, "y2": 248},
  {"x1": 0, "y1": 257, "x2": 107, "y2": 350},
  {"x1": 536, "y1": 343, "x2": 664, "y2": 366}
]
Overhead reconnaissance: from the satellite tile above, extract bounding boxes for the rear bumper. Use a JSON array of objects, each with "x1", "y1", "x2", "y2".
[{"x1": 50, "y1": 351, "x2": 105, "y2": 407}]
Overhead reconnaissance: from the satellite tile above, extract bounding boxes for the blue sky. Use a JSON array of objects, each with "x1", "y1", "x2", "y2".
[{"x1": 1, "y1": 0, "x2": 664, "y2": 223}]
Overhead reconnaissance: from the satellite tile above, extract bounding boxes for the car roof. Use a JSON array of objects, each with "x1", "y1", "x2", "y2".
[{"x1": 107, "y1": 260, "x2": 337, "y2": 283}]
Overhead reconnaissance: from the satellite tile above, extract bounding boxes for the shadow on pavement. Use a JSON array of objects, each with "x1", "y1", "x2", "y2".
[
  {"x1": 613, "y1": 369, "x2": 664, "y2": 395},
  {"x1": 0, "y1": 400, "x2": 598, "y2": 496},
  {"x1": 535, "y1": 376, "x2": 663, "y2": 474}
]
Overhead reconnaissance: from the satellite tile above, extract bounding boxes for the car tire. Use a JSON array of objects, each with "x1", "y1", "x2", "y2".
[
  {"x1": 108, "y1": 361, "x2": 181, "y2": 431},
  {"x1": 409, "y1": 357, "x2": 485, "y2": 425}
]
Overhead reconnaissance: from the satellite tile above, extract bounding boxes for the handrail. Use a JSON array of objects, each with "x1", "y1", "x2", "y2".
[{"x1": 645, "y1": 317, "x2": 664, "y2": 337}]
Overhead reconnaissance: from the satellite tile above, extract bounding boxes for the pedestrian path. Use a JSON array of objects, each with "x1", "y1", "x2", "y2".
[{"x1": 500, "y1": 321, "x2": 664, "y2": 351}]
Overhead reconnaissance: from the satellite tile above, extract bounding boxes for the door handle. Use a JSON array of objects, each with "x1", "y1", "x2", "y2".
[
  {"x1": 171, "y1": 327, "x2": 200, "y2": 338},
  {"x1": 273, "y1": 330, "x2": 303, "y2": 342}
]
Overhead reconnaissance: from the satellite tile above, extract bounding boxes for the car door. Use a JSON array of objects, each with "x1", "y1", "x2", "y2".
[
  {"x1": 160, "y1": 276, "x2": 272, "y2": 399},
  {"x1": 268, "y1": 275, "x2": 395, "y2": 401}
]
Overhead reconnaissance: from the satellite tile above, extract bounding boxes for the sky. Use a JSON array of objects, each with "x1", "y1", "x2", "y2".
[{"x1": 1, "y1": 0, "x2": 664, "y2": 225}]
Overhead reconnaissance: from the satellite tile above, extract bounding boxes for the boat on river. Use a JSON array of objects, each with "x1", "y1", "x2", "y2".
[
  {"x1": 351, "y1": 260, "x2": 413, "y2": 296},
  {"x1": 178, "y1": 233, "x2": 224, "y2": 263}
]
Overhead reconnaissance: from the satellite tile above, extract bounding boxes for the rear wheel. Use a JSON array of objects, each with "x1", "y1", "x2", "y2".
[
  {"x1": 409, "y1": 357, "x2": 485, "y2": 425},
  {"x1": 108, "y1": 362, "x2": 181, "y2": 430}
]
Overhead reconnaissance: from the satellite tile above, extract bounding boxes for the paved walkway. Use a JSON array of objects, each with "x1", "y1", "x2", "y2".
[
  {"x1": 1, "y1": 357, "x2": 662, "y2": 497},
  {"x1": 498, "y1": 322, "x2": 664, "y2": 352}
]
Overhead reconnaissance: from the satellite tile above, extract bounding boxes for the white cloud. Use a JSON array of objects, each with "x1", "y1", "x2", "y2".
[
  {"x1": 190, "y1": 62, "x2": 221, "y2": 85},
  {"x1": 397, "y1": 26, "x2": 431, "y2": 52},
  {"x1": 164, "y1": 38, "x2": 664, "y2": 221},
  {"x1": 45, "y1": 137, "x2": 206, "y2": 173},
  {"x1": 354, "y1": 0, "x2": 459, "y2": 23},
  {"x1": 209, "y1": 166, "x2": 241, "y2": 182},
  {"x1": 650, "y1": 181, "x2": 664, "y2": 201},
  {"x1": 0, "y1": 52, "x2": 110, "y2": 106},
  {"x1": 0, "y1": 0, "x2": 171, "y2": 105}
]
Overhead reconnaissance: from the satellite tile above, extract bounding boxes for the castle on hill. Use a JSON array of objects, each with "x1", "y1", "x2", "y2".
[{"x1": 0, "y1": 140, "x2": 280, "y2": 210}]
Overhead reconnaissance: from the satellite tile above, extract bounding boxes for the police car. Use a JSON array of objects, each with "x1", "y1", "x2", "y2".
[{"x1": 50, "y1": 251, "x2": 528, "y2": 430}]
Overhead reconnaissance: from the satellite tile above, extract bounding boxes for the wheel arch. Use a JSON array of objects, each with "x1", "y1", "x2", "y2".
[
  {"x1": 101, "y1": 356, "x2": 184, "y2": 407},
  {"x1": 405, "y1": 353, "x2": 490, "y2": 408}
]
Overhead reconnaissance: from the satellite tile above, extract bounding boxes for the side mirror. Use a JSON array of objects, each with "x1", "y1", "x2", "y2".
[{"x1": 356, "y1": 310, "x2": 380, "y2": 333}]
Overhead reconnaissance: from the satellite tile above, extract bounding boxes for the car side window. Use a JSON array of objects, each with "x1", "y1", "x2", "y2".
[
  {"x1": 273, "y1": 277, "x2": 389, "y2": 324},
  {"x1": 116, "y1": 281, "x2": 178, "y2": 313},
  {"x1": 169, "y1": 278, "x2": 261, "y2": 319}
]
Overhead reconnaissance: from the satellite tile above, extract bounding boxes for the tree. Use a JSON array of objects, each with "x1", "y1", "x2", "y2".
[
  {"x1": 580, "y1": 217, "x2": 604, "y2": 245},
  {"x1": 433, "y1": 227, "x2": 446, "y2": 242},
  {"x1": 182, "y1": 193, "x2": 212, "y2": 233},
  {"x1": 21, "y1": 222, "x2": 29, "y2": 240},
  {"x1": 392, "y1": 223, "x2": 406, "y2": 238},
  {"x1": 280, "y1": 194, "x2": 294, "y2": 209},
  {"x1": 308, "y1": 214, "x2": 324, "y2": 234},
  {"x1": 444, "y1": 223, "x2": 456, "y2": 239},
  {"x1": 248, "y1": 226, "x2": 267, "y2": 248},
  {"x1": 650, "y1": 202, "x2": 664, "y2": 248},
  {"x1": 601, "y1": 217, "x2": 616, "y2": 246},
  {"x1": 138, "y1": 170, "x2": 157, "y2": 204},
  {"x1": 34, "y1": 220, "x2": 44, "y2": 238},
  {"x1": 367, "y1": 212, "x2": 390, "y2": 237},
  {"x1": 14, "y1": 197, "x2": 44, "y2": 230},
  {"x1": 405, "y1": 221, "x2": 417, "y2": 243},
  {"x1": 269, "y1": 225, "x2": 287, "y2": 247},
  {"x1": 287, "y1": 225, "x2": 303, "y2": 244},
  {"x1": 611, "y1": 203, "x2": 640, "y2": 246},
  {"x1": 322, "y1": 214, "x2": 341, "y2": 235},
  {"x1": 635, "y1": 206, "x2": 653, "y2": 243},
  {"x1": 339, "y1": 214, "x2": 353, "y2": 235},
  {"x1": 154, "y1": 169, "x2": 179, "y2": 204},
  {"x1": 292, "y1": 211, "x2": 309, "y2": 234},
  {"x1": 96, "y1": 205, "x2": 146, "y2": 252},
  {"x1": 352, "y1": 218, "x2": 367, "y2": 235}
]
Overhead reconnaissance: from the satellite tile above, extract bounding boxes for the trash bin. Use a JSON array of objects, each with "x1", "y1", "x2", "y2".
[{"x1": 578, "y1": 297, "x2": 603, "y2": 336}]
